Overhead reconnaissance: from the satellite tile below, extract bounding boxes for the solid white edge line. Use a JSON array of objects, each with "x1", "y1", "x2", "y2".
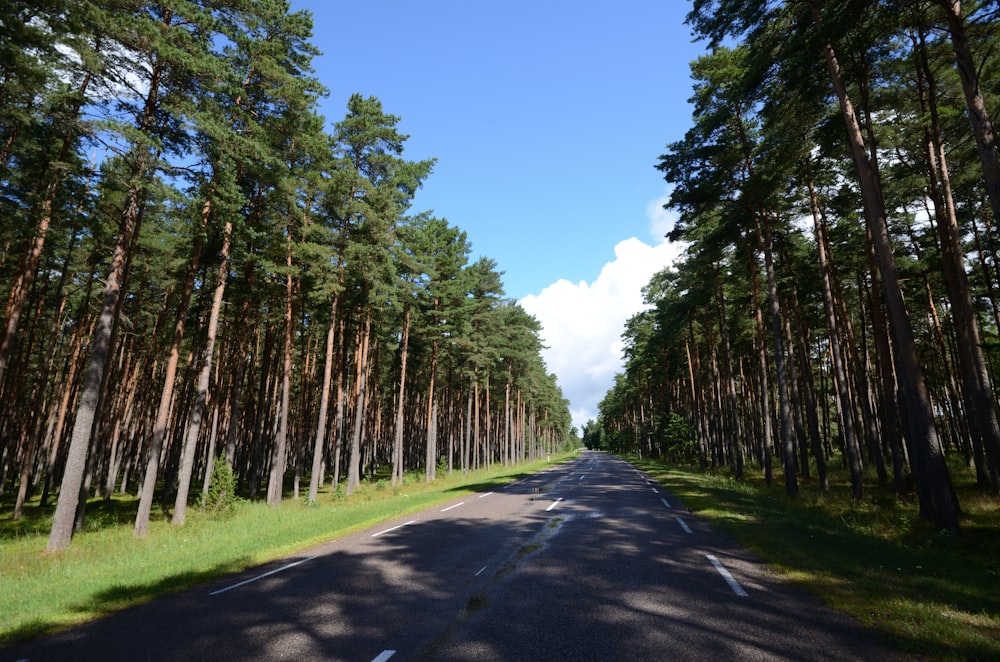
[
  {"x1": 546, "y1": 497, "x2": 563, "y2": 512},
  {"x1": 372, "y1": 520, "x2": 417, "y2": 538},
  {"x1": 706, "y1": 554, "x2": 749, "y2": 596},
  {"x1": 677, "y1": 517, "x2": 693, "y2": 534},
  {"x1": 661, "y1": 497, "x2": 672, "y2": 509},
  {"x1": 371, "y1": 650, "x2": 396, "y2": 662},
  {"x1": 440, "y1": 502, "x2": 465, "y2": 512},
  {"x1": 210, "y1": 555, "x2": 318, "y2": 596}
]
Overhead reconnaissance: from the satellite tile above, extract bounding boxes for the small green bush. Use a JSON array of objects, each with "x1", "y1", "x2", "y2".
[{"x1": 200, "y1": 460, "x2": 238, "y2": 518}]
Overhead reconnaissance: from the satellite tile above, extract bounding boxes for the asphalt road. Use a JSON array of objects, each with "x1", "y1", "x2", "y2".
[{"x1": 3, "y1": 451, "x2": 899, "y2": 661}]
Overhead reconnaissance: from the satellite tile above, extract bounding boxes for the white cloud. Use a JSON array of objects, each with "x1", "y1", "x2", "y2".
[
  {"x1": 646, "y1": 189, "x2": 676, "y2": 240},
  {"x1": 521, "y1": 198, "x2": 683, "y2": 431}
]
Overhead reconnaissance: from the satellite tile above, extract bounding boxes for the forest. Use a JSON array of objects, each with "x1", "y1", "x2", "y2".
[
  {"x1": 0, "y1": 0, "x2": 572, "y2": 552},
  {"x1": 588, "y1": 0, "x2": 1000, "y2": 534}
]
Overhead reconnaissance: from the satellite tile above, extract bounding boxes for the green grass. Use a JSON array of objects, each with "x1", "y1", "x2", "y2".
[
  {"x1": 0, "y1": 454, "x2": 574, "y2": 648},
  {"x1": 630, "y1": 455, "x2": 1000, "y2": 660}
]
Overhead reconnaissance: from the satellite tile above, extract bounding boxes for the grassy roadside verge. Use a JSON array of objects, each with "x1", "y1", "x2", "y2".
[
  {"x1": 0, "y1": 453, "x2": 574, "y2": 648},
  {"x1": 629, "y1": 456, "x2": 1000, "y2": 660}
]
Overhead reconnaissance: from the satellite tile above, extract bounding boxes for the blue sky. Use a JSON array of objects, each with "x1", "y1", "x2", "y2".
[{"x1": 294, "y1": 0, "x2": 708, "y2": 428}]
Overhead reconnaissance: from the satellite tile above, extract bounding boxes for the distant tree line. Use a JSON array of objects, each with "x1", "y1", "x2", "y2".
[
  {"x1": 0, "y1": 0, "x2": 572, "y2": 552},
  {"x1": 588, "y1": 0, "x2": 1000, "y2": 534}
]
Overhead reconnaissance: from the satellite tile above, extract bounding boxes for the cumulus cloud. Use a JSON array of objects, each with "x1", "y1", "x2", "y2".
[
  {"x1": 521, "y1": 195, "x2": 683, "y2": 431},
  {"x1": 646, "y1": 189, "x2": 676, "y2": 240}
]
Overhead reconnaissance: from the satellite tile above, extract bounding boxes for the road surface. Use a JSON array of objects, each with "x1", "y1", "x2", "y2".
[{"x1": 3, "y1": 451, "x2": 898, "y2": 661}]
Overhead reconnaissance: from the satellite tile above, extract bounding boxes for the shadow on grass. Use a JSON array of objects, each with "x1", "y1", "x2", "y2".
[
  {"x1": 629, "y1": 456, "x2": 1000, "y2": 660},
  {"x1": 76, "y1": 558, "x2": 254, "y2": 617},
  {"x1": 0, "y1": 494, "x2": 165, "y2": 541},
  {"x1": 441, "y1": 474, "x2": 532, "y2": 495},
  {"x1": 1, "y1": 558, "x2": 252, "y2": 650}
]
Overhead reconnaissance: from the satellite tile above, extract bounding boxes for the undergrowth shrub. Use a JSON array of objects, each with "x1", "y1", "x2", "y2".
[{"x1": 200, "y1": 460, "x2": 238, "y2": 518}]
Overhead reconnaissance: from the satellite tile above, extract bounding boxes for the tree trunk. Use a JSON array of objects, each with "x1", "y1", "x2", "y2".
[
  {"x1": 347, "y1": 306, "x2": 371, "y2": 495},
  {"x1": 391, "y1": 306, "x2": 410, "y2": 486},
  {"x1": 716, "y1": 288, "x2": 743, "y2": 477},
  {"x1": 133, "y1": 199, "x2": 208, "y2": 537},
  {"x1": 934, "y1": 0, "x2": 1000, "y2": 224},
  {"x1": 810, "y1": 2, "x2": 959, "y2": 531},
  {"x1": 332, "y1": 315, "x2": 347, "y2": 491},
  {"x1": 45, "y1": 178, "x2": 145, "y2": 551},
  {"x1": 809, "y1": 182, "x2": 864, "y2": 497},
  {"x1": 685, "y1": 331, "x2": 709, "y2": 471},
  {"x1": 308, "y1": 297, "x2": 338, "y2": 503},
  {"x1": 864, "y1": 240, "x2": 909, "y2": 497},
  {"x1": 758, "y1": 215, "x2": 796, "y2": 496},
  {"x1": 748, "y1": 249, "x2": 774, "y2": 485},
  {"x1": 0, "y1": 72, "x2": 92, "y2": 386},
  {"x1": 425, "y1": 340, "x2": 439, "y2": 482},
  {"x1": 917, "y1": 27, "x2": 1000, "y2": 493},
  {"x1": 474, "y1": 379, "x2": 482, "y2": 470},
  {"x1": 172, "y1": 220, "x2": 232, "y2": 526},
  {"x1": 463, "y1": 375, "x2": 473, "y2": 474},
  {"x1": 791, "y1": 294, "x2": 827, "y2": 491},
  {"x1": 266, "y1": 228, "x2": 295, "y2": 506}
]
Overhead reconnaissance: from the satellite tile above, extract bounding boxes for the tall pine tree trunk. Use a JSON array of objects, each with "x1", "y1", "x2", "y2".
[
  {"x1": 749, "y1": 251, "x2": 774, "y2": 485},
  {"x1": 810, "y1": 2, "x2": 958, "y2": 531},
  {"x1": 172, "y1": 219, "x2": 232, "y2": 526},
  {"x1": 0, "y1": 73, "x2": 92, "y2": 387},
  {"x1": 45, "y1": 174, "x2": 146, "y2": 551},
  {"x1": 917, "y1": 28, "x2": 1000, "y2": 493},
  {"x1": 44, "y1": 45, "x2": 162, "y2": 549},
  {"x1": 934, "y1": 0, "x2": 1000, "y2": 223},
  {"x1": 332, "y1": 315, "x2": 347, "y2": 491},
  {"x1": 391, "y1": 306, "x2": 410, "y2": 486},
  {"x1": 308, "y1": 296, "x2": 337, "y2": 503},
  {"x1": 716, "y1": 289, "x2": 743, "y2": 477},
  {"x1": 809, "y1": 181, "x2": 864, "y2": 497},
  {"x1": 758, "y1": 214, "x2": 797, "y2": 496},
  {"x1": 133, "y1": 198, "x2": 207, "y2": 537},
  {"x1": 267, "y1": 227, "x2": 295, "y2": 505},
  {"x1": 425, "y1": 340, "x2": 439, "y2": 482},
  {"x1": 347, "y1": 306, "x2": 371, "y2": 495}
]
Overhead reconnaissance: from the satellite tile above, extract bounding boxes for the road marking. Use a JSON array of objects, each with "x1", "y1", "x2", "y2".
[
  {"x1": 661, "y1": 497, "x2": 672, "y2": 509},
  {"x1": 546, "y1": 497, "x2": 563, "y2": 511},
  {"x1": 372, "y1": 520, "x2": 417, "y2": 538},
  {"x1": 210, "y1": 555, "x2": 318, "y2": 596},
  {"x1": 440, "y1": 502, "x2": 465, "y2": 512},
  {"x1": 676, "y1": 517, "x2": 693, "y2": 534},
  {"x1": 651, "y1": 488, "x2": 659, "y2": 494},
  {"x1": 579, "y1": 474, "x2": 585, "y2": 480},
  {"x1": 475, "y1": 565, "x2": 488, "y2": 576},
  {"x1": 706, "y1": 554, "x2": 748, "y2": 596},
  {"x1": 479, "y1": 491, "x2": 493, "y2": 498},
  {"x1": 371, "y1": 651, "x2": 396, "y2": 662}
]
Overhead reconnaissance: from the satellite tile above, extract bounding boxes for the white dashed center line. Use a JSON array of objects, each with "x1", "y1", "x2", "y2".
[
  {"x1": 371, "y1": 521, "x2": 417, "y2": 538},
  {"x1": 706, "y1": 554, "x2": 748, "y2": 596},
  {"x1": 210, "y1": 555, "x2": 317, "y2": 596}
]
